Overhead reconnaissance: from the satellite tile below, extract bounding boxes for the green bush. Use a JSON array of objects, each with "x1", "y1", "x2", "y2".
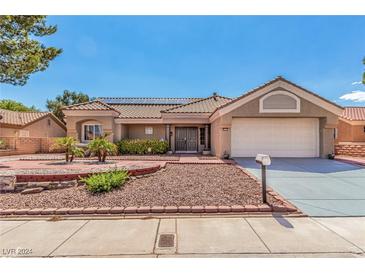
[
  {"x1": 117, "y1": 139, "x2": 169, "y2": 155},
  {"x1": 81, "y1": 169, "x2": 129, "y2": 193}
]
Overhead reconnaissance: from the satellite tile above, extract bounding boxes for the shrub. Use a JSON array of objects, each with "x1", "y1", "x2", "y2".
[
  {"x1": 51, "y1": 137, "x2": 84, "y2": 162},
  {"x1": 0, "y1": 139, "x2": 6, "y2": 149},
  {"x1": 87, "y1": 134, "x2": 117, "y2": 162},
  {"x1": 81, "y1": 169, "x2": 129, "y2": 193},
  {"x1": 117, "y1": 139, "x2": 169, "y2": 155}
]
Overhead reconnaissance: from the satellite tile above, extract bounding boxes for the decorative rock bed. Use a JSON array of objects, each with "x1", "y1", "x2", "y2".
[
  {"x1": 0, "y1": 163, "x2": 301, "y2": 216},
  {"x1": 0, "y1": 163, "x2": 163, "y2": 193}
]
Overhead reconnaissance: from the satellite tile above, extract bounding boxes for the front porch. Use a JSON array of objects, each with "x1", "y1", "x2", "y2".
[{"x1": 116, "y1": 123, "x2": 211, "y2": 154}]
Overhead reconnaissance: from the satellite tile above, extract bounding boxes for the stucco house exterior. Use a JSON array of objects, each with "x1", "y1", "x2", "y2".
[
  {"x1": 335, "y1": 107, "x2": 365, "y2": 157},
  {"x1": 0, "y1": 109, "x2": 66, "y2": 155},
  {"x1": 0, "y1": 109, "x2": 66, "y2": 138},
  {"x1": 63, "y1": 76, "x2": 344, "y2": 158},
  {"x1": 337, "y1": 107, "x2": 365, "y2": 143}
]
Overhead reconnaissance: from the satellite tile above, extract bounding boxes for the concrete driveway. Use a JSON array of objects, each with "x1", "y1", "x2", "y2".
[{"x1": 234, "y1": 158, "x2": 365, "y2": 217}]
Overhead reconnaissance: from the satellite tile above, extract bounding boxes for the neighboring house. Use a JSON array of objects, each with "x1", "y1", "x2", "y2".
[
  {"x1": 337, "y1": 107, "x2": 365, "y2": 142},
  {"x1": 0, "y1": 109, "x2": 66, "y2": 138},
  {"x1": 335, "y1": 107, "x2": 365, "y2": 157},
  {"x1": 63, "y1": 76, "x2": 343, "y2": 158}
]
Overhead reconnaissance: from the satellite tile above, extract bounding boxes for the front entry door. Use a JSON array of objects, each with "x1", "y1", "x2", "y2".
[{"x1": 175, "y1": 127, "x2": 198, "y2": 152}]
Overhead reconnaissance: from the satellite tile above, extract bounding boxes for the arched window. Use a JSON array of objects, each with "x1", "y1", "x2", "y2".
[
  {"x1": 259, "y1": 90, "x2": 300, "y2": 113},
  {"x1": 81, "y1": 122, "x2": 103, "y2": 142}
]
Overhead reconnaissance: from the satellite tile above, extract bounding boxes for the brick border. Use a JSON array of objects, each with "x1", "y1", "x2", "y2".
[
  {"x1": 15, "y1": 165, "x2": 161, "y2": 183},
  {"x1": 0, "y1": 203, "x2": 301, "y2": 217},
  {"x1": 0, "y1": 161, "x2": 301, "y2": 217}
]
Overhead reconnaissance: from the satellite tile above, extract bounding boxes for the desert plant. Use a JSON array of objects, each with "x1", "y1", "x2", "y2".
[
  {"x1": 52, "y1": 136, "x2": 84, "y2": 162},
  {"x1": 81, "y1": 169, "x2": 129, "y2": 193},
  {"x1": 87, "y1": 135, "x2": 117, "y2": 162},
  {"x1": 117, "y1": 139, "x2": 168, "y2": 155}
]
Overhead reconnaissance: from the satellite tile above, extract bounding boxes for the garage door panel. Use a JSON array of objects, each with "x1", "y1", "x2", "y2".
[{"x1": 231, "y1": 118, "x2": 319, "y2": 157}]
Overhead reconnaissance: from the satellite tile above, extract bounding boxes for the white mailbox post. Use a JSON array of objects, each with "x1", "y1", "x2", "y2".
[{"x1": 255, "y1": 154, "x2": 271, "y2": 203}]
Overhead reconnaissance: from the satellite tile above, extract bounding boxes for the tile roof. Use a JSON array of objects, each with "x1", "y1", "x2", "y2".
[
  {"x1": 113, "y1": 104, "x2": 176, "y2": 118},
  {"x1": 0, "y1": 109, "x2": 51, "y2": 126},
  {"x1": 98, "y1": 97, "x2": 201, "y2": 105},
  {"x1": 63, "y1": 100, "x2": 120, "y2": 112},
  {"x1": 162, "y1": 96, "x2": 232, "y2": 113},
  {"x1": 341, "y1": 107, "x2": 365, "y2": 121}
]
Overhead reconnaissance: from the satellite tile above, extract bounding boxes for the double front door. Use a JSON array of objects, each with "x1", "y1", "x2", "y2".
[{"x1": 175, "y1": 127, "x2": 198, "y2": 152}]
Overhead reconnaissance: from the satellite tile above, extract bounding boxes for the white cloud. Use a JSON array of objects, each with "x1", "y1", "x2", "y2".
[
  {"x1": 351, "y1": 81, "x2": 362, "y2": 85},
  {"x1": 340, "y1": 91, "x2": 365, "y2": 102}
]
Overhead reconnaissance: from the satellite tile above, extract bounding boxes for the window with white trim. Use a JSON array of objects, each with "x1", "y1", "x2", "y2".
[
  {"x1": 83, "y1": 124, "x2": 103, "y2": 142},
  {"x1": 145, "y1": 126, "x2": 153, "y2": 135}
]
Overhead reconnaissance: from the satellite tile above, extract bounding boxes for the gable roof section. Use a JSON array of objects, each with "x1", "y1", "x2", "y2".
[
  {"x1": 210, "y1": 76, "x2": 344, "y2": 119},
  {"x1": 0, "y1": 109, "x2": 66, "y2": 129},
  {"x1": 162, "y1": 95, "x2": 232, "y2": 114},
  {"x1": 341, "y1": 107, "x2": 365, "y2": 121}
]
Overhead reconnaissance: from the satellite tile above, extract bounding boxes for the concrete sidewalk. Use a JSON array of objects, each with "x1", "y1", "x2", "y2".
[{"x1": 1, "y1": 216, "x2": 365, "y2": 257}]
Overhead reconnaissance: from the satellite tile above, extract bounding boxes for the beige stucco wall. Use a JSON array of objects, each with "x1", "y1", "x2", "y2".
[
  {"x1": 337, "y1": 120, "x2": 365, "y2": 142},
  {"x1": 211, "y1": 94, "x2": 339, "y2": 158},
  {"x1": 65, "y1": 116, "x2": 116, "y2": 142},
  {"x1": 0, "y1": 117, "x2": 65, "y2": 138},
  {"x1": 24, "y1": 117, "x2": 66, "y2": 137},
  {"x1": 126, "y1": 124, "x2": 165, "y2": 140}
]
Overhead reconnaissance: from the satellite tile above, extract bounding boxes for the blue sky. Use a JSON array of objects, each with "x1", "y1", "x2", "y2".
[{"x1": 0, "y1": 16, "x2": 364, "y2": 110}]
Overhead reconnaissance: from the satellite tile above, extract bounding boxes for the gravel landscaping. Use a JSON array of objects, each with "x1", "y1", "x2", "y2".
[{"x1": 0, "y1": 164, "x2": 278, "y2": 208}]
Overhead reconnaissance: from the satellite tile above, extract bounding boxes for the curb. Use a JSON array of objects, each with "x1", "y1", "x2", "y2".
[{"x1": 0, "y1": 203, "x2": 300, "y2": 217}]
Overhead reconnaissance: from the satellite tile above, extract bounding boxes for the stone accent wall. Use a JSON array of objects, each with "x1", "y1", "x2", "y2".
[
  {"x1": 0, "y1": 137, "x2": 62, "y2": 156},
  {"x1": 335, "y1": 143, "x2": 365, "y2": 157}
]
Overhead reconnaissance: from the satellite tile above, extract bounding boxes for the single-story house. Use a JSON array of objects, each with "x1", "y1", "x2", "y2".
[
  {"x1": 337, "y1": 107, "x2": 365, "y2": 142},
  {"x1": 63, "y1": 76, "x2": 344, "y2": 158},
  {"x1": 0, "y1": 109, "x2": 66, "y2": 138}
]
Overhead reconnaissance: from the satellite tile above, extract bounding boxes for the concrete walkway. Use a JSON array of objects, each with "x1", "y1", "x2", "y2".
[{"x1": 1, "y1": 216, "x2": 365, "y2": 257}]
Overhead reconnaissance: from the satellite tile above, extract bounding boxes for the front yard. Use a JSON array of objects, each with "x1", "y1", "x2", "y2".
[{"x1": 0, "y1": 164, "x2": 279, "y2": 209}]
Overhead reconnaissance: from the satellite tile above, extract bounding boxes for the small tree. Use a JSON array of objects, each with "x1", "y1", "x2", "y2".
[
  {"x1": 52, "y1": 137, "x2": 84, "y2": 163},
  {"x1": 0, "y1": 99, "x2": 39, "y2": 112},
  {"x1": 46, "y1": 90, "x2": 92, "y2": 122},
  {"x1": 87, "y1": 135, "x2": 117, "y2": 162}
]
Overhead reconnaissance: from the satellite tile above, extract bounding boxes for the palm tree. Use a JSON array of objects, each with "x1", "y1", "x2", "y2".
[
  {"x1": 52, "y1": 137, "x2": 84, "y2": 162},
  {"x1": 87, "y1": 134, "x2": 117, "y2": 162}
]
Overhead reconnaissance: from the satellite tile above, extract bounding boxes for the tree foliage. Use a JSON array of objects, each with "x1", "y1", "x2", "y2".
[
  {"x1": 0, "y1": 15, "x2": 62, "y2": 86},
  {"x1": 46, "y1": 90, "x2": 92, "y2": 122},
  {"x1": 0, "y1": 99, "x2": 39, "y2": 112}
]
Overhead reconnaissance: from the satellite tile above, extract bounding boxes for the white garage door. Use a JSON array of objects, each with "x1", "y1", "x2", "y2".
[{"x1": 231, "y1": 118, "x2": 319, "y2": 157}]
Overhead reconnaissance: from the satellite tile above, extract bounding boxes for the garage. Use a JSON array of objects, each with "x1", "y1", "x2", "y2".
[{"x1": 231, "y1": 118, "x2": 319, "y2": 157}]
